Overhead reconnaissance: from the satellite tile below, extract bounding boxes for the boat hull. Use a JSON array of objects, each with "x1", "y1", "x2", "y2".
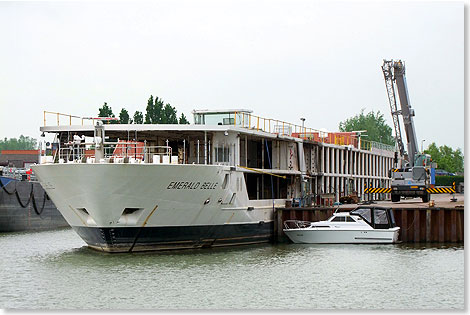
[
  {"x1": 283, "y1": 228, "x2": 400, "y2": 244},
  {"x1": 31, "y1": 163, "x2": 279, "y2": 252},
  {"x1": 74, "y1": 222, "x2": 273, "y2": 252}
]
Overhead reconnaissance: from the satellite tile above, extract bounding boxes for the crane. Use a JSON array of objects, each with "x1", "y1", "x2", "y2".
[{"x1": 382, "y1": 59, "x2": 433, "y2": 202}]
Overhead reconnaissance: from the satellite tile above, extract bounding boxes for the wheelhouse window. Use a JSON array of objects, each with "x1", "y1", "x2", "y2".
[
  {"x1": 331, "y1": 216, "x2": 345, "y2": 222},
  {"x1": 192, "y1": 110, "x2": 252, "y2": 126},
  {"x1": 346, "y1": 216, "x2": 356, "y2": 222}
]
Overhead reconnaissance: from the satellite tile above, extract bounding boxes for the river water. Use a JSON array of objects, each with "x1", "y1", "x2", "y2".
[{"x1": 0, "y1": 228, "x2": 464, "y2": 310}]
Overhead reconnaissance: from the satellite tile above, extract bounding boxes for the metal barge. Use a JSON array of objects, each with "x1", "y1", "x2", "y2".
[{"x1": 0, "y1": 168, "x2": 68, "y2": 232}]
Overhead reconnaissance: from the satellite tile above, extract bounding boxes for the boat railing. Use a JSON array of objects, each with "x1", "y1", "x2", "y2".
[
  {"x1": 43, "y1": 111, "x2": 119, "y2": 126},
  {"x1": 283, "y1": 220, "x2": 312, "y2": 230},
  {"x1": 0, "y1": 167, "x2": 37, "y2": 182},
  {"x1": 50, "y1": 142, "x2": 179, "y2": 164},
  {"x1": 233, "y1": 111, "x2": 395, "y2": 152}
]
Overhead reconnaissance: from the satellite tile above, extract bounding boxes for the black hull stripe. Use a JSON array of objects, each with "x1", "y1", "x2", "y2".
[
  {"x1": 354, "y1": 237, "x2": 393, "y2": 240},
  {"x1": 74, "y1": 222, "x2": 273, "y2": 252}
]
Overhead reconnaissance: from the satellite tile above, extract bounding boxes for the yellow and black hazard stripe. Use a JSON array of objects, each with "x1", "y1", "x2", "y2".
[
  {"x1": 427, "y1": 187, "x2": 455, "y2": 194},
  {"x1": 364, "y1": 187, "x2": 392, "y2": 194}
]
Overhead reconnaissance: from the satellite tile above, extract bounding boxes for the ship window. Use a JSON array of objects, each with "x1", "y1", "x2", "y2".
[
  {"x1": 331, "y1": 216, "x2": 345, "y2": 222},
  {"x1": 223, "y1": 118, "x2": 235, "y2": 125},
  {"x1": 216, "y1": 147, "x2": 230, "y2": 163},
  {"x1": 346, "y1": 217, "x2": 356, "y2": 222}
]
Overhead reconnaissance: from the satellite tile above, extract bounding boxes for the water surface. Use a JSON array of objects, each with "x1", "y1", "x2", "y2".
[{"x1": 0, "y1": 228, "x2": 464, "y2": 309}]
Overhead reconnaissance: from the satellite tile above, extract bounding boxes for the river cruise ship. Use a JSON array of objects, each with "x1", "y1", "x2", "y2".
[{"x1": 32, "y1": 109, "x2": 395, "y2": 252}]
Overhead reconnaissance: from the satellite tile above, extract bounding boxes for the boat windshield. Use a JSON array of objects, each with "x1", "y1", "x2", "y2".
[
  {"x1": 351, "y1": 207, "x2": 394, "y2": 229},
  {"x1": 350, "y1": 208, "x2": 371, "y2": 225}
]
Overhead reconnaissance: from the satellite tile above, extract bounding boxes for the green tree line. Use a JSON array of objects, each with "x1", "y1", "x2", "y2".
[
  {"x1": 424, "y1": 142, "x2": 464, "y2": 174},
  {"x1": 98, "y1": 95, "x2": 189, "y2": 125},
  {"x1": 339, "y1": 109, "x2": 464, "y2": 174},
  {"x1": 0, "y1": 135, "x2": 37, "y2": 152}
]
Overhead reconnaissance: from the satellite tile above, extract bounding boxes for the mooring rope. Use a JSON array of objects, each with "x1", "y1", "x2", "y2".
[
  {"x1": 1, "y1": 178, "x2": 46, "y2": 214},
  {"x1": 31, "y1": 191, "x2": 47, "y2": 215},
  {"x1": 14, "y1": 181, "x2": 33, "y2": 208},
  {"x1": 403, "y1": 215, "x2": 416, "y2": 232}
]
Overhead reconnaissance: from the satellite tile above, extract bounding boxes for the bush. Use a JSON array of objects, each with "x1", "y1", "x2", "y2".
[{"x1": 434, "y1": 175, "x2": 464, "y2": 187}]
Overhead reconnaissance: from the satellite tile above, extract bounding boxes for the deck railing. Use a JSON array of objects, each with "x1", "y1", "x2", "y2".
[
  {"x1": 233, "y1": 111, "x2": 395, "y2": 152},
  {"x1": 51, "y1": 142, "x2": 177, "y2": 164},
  {"x1": 42, "y1": 110, "x2": 395, "y2": 153},
  {"x1": 43, "y1": 111, "x2": 118, "y2": 126}
]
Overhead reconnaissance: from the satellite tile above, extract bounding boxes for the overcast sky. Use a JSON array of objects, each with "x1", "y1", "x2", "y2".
[{"x1": 0, "y1": 0, "x2": 465, "y2": 151}]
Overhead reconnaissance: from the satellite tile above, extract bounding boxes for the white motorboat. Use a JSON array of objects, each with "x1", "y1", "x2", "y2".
[{"x1": 283, "y1": 206, "x2": 400, "y2": 244}]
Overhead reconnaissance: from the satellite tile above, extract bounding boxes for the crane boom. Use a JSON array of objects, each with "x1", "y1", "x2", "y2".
[
  {"x1": 392, "y1": 60, "x2": 419, "y2": 166},
  {"x1": 382, "y1": 60, "x2": 405, "y2": 159},
  {"x1": 381, "y1": 59, "x2": 419, "y2": 166}
]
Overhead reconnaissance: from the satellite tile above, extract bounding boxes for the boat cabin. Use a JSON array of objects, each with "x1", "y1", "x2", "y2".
[{"x1": 349, "y1": 206, "x2": 397, "y2": 229}]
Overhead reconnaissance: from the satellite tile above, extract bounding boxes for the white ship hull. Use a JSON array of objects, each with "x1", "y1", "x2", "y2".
[
  {"x1": 32, "y1": 163, "x2": 282, "y2": 252},
  {"x1": 284, "y1": 228, "x2": 400, "y2": 244}
]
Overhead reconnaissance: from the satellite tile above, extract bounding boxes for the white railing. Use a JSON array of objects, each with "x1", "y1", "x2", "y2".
[
  {"x1": 48, "y1": 142, "x2": 179, "y2": 165},
  {"x1": 283, "y1": 220, "x2": 312, "y2": 230}
]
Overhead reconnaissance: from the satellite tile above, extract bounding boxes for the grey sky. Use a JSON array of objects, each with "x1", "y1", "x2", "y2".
[{"x1": 0, "y1": 0, "x2": 464, "y2": 151}]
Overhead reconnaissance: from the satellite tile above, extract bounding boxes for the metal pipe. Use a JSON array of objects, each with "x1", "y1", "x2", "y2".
[
  {"x1": 38, "y1": 141, "x2": 42, "y2": 163},
  {"x1": 183, "y1": 139, "x2": 186, "y2": 164},
  {"x1": 144, "y1": 140, "x2": 147, "y2": 163},
  {"x1": 204, "y1": 131, "x2": 207, "y2": 165},
  {"x1": 197, "y1": 140, "x2": 200, "y2": 164}
]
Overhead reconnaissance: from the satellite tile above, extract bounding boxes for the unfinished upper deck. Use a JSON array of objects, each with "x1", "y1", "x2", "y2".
[{"x1": 40, "y1": 109, "x2": 395, "y2": 153}]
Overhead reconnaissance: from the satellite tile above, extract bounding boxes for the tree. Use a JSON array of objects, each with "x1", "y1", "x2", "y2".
[
  {"x1": 162, "y1": 104, "x2": 178, "y2": 124},
  {"x1": 144, "y1": 95, "x2": 154, "y2": 124},
  {"x1": 0, "y1": 135, "x2": 37, "y2": 152},
  {"x1": 97, "y1": 96, "x2": 183, "y2": 125},
  {"x1": 119, "y1": 108, "x2": 132, "y2": 124},
  {"x1": 98, "y1": 102, "x2": 118, "y2": 124},
  {"x1": 424, "y1": 142, "x2": 464, "y2": 173},
  {"x1": 179, "y1": 113, "x2": 189, "y2": 124},
  {"x1": 133, "y1": 111, "x2": 143, "y2": 124},
  {"x1": 339, "y1": 109, "x2": 395, "y2": 145},
  {"x1": 145, "y1": 95, "x2": 164, "y2": 124}
]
